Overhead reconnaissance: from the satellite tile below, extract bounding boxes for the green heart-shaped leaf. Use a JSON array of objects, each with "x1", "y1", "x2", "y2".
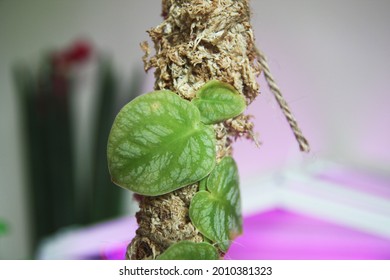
[
  {"x1": 189, "y1": 156, "x2": 242, "y2": 252},
  {"x1": 157, "y1": 241, "x2": 219, "y2": 260},
  {"x1": 192, "y1": 80, "x2": 246, "y2": 124},
  {"x1": 107, "y1": 90, "x2": 216, "y2": 196}
]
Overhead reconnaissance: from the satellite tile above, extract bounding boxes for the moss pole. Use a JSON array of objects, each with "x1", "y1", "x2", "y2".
[{"x1": 126, "y1": 0, "x2": 261, "y2": 260}]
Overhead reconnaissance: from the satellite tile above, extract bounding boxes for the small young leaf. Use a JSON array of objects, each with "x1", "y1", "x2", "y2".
[
  {"x1": 107, "y1": 90, "x2": 216, "y2": 196},
  {"x1": 157, "y1": 241, "x2": 219, "y2": 260},
  {"x1": 192, "y1": 80, "x2": 246, "y2": 124},
  {"x1": 189, "y1": 156, "x2": 242, "y2": 252}
]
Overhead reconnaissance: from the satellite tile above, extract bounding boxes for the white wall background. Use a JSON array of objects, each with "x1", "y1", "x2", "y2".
[{"x1": 1, "y1": 0, "x2": 389, "y2": 259}]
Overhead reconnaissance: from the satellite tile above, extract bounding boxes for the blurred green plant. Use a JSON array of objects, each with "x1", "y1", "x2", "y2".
[
  {"x1": 0, "y1": 219, "x2": 7, "y2": 259},
  {"x1": 13, "y1": 40, "x2": 140, "y2": 253},
  {"x1": 0, "y1": 220, "x2": 7, "y2": 236}
]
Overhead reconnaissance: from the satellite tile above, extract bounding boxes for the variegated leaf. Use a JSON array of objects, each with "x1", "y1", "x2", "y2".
[
  {"x1": 157, "y1": 241, "x2": 219, "y2": 260},
  {"x1": 107, "y1": 90, "x2": 216, "y2": 196},
  {"x1": 192, "y1": 80, "x2": 246, "y2": 124},
  {"x1": 189, "y1": 156, "x2": 242, "y2": 252}
]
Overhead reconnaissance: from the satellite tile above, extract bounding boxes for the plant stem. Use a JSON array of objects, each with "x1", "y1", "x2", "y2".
[{"x1": 127, "y1": 0, "x2": 260, "y2": 259}]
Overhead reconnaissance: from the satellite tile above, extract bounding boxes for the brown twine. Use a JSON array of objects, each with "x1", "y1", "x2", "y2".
[{"x1": 255, "y1": 47, "x2": 310, "y2": 153}]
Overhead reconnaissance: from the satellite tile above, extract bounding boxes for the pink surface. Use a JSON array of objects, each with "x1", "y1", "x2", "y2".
[
  {"x1": 226, "y1": 209, "x2": 390, "y2": 260},
  {"x1": 103, "y1": 209, "x2": 390, "y2": 260}
]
